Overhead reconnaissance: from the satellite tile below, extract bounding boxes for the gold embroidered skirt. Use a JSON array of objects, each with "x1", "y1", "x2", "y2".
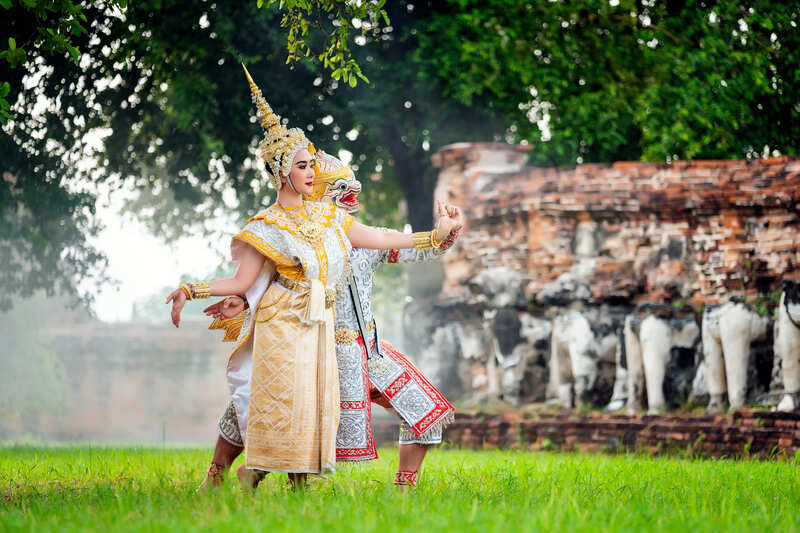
[{"x1": 242, "y1": 281, "x2": 339, "y2": 474}]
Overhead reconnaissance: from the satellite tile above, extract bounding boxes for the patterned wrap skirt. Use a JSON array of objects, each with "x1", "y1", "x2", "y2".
[{"x1": 238, "y1": 281, "x2": 340, "y2": 474}]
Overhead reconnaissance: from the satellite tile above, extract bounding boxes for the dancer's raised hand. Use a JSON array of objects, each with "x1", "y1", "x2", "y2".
[
  {"x1": 435, "y1": 200, "x2": 464, "y2": 236},
  {"x1": 444, "y1": 203, "x2": 464, "y2": 232}
]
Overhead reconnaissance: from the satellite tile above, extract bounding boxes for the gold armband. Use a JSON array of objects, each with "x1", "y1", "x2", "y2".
[
  {"x1": 430, "y1": 228, "x2": 443, "y2": 248},
  {"x1": 412, "y1": 231, "x2": 434, "y2": 250},
  {"x1": 190, "y1": 282, "x2": 211, "y2": 299},
  {"x1": 180, "y1": 284, "x2": 193, "y2": 300}
]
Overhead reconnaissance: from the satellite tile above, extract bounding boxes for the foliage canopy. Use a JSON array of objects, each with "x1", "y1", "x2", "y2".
[
  {"x1": 418, "y1": 0, "x2": 800, "y2": 165},
  {"x1": 2, "y1": 0, "x2": 799, "y2": 310}
]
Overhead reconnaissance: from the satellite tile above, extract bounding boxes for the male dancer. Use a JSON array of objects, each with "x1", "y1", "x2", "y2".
[{"x1": 200, "y1": 152, "x2": 460, "y2": 490}]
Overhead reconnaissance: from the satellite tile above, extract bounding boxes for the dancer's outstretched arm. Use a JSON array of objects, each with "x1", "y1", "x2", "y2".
[
  {"x1": 348, "y1": 201, "x2": 463, "y2": 250},
  {"x1": 165, "y1": 243, "x2": 267, "y2": 327}
]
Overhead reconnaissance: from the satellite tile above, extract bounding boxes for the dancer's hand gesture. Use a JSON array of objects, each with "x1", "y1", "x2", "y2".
[
  {"x1": 165, "y1": 288, "x2": 187, "y2": 327},
  {"x1": 435, "y1": 200, "x2": 464, "y2": 237},
  {"x1": 204, "y1": 297, "x2": 246, "y2": 319},
  {"x1": 444, "y1": 203, "x2": 464, "y2": 233}
]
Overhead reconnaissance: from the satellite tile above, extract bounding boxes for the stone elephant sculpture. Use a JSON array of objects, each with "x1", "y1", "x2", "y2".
[
  {"x1": 624, "y1": 306, "x2": 700, "y2": 414},
  {"x1": 548, "y1": 308, "x2": 620, "y2": 409},
  {"x1": 488, "y1": 308, "x2": 551, "y2": 406},
  {"x1": 701, "y1": 301, "x2": 772, "y2": 412},
  {"x1": 776, "y1": 280, "x2": 800, "y2": 411},
  {"x1": 604, "y1": 330, "x2": 628, "y2": 411}
]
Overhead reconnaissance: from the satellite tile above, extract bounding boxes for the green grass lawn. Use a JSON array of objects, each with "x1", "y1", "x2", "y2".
[{"x1": 1, "y1": 446, "x2": 798, "y2": 532}]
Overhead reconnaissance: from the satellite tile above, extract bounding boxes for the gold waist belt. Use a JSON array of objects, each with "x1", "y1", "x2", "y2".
[
  {"x1": 335, "y1": 319, "x2": 375, "y2": 345},
  {"x1": 274, "y1": 274, "x2": 335, "y2": 308}
]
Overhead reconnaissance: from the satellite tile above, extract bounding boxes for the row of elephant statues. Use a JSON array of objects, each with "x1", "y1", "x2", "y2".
[{"x1": 548, "y1": 280, "x2": 800, "y2": 414}]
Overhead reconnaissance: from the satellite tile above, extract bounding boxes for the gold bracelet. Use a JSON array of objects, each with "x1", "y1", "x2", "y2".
[
  {"x1": 412, "y1": 231, "x2": 433, "y2": 250},
  {"x1": 430, "y1": 227, "x2": 443, "y2": 248},
  {"x1": 180, "y1": 284, "x2": 193, "y2": 300},
  {"x1": 190, "y1": 282, "x2": 211, "y2": 299}
]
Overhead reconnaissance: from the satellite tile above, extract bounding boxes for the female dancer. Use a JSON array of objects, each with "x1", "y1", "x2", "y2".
[
  {"x1": 166, "y1": 66, "x2": 462, "y2": 488},
  {"x1": 200, "y1": 152, "x2": 461, "y2": 490}
]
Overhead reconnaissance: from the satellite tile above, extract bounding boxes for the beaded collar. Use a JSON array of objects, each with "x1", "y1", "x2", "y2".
[{"x1": 249, "y1": 201, "x2": 338, "y2": 248}]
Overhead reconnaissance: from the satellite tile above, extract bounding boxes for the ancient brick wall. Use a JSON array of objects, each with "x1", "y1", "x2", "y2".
[
  {"x1": 400, "y1": 144, "x2": 800, "y2": 407},
  {"x1": 404, "y1": 410, "x2": 800, "y2": 459},
  {"x1": 432, "y1": 143, "x2": 800, "y2": 304},
  {"x1": 4, "y1": 319, "x2": 231, "y2": 444}
]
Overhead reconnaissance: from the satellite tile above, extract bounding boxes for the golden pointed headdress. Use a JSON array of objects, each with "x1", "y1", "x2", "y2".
[
  {"x1": 242, "y1": 64, "x2": 320, "y2": 189},
  {"x1": 307, "y1": 150, "x2": 356, "y2": 201}
]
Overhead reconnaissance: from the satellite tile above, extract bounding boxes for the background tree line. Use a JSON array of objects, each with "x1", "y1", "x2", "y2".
[{"x1": 2, "y1": 0, "x2": 798, "y2": 309}]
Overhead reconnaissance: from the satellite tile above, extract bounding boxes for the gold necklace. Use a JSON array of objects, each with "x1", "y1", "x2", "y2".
[{"x1": 280, "y1": 202, "x2": 325, "y2": 249}]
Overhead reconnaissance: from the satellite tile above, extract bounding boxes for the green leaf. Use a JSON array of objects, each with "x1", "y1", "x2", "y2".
[
  {"x1": 0, "y1": 81, "x2": 9, "y2": 97},
  {"x1": 8, "y1": 37, "x2": 15, "y2": 50},
  {"x1": 0, "y1": 0, "x2": 11, "y2": 9}
]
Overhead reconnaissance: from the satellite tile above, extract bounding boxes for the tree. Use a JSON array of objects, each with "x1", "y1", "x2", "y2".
[
  {"x1": 5, "y1": 0, "x2": 799, "y2": 311},
  {"x1": 1, "y1": 0, "x2": 129, "y2": 124},
  {"x1": 3, "y1": 0, "x2": 500, "y2": 312},
  {"x1": 256, "y1": 0, "x2": 388, "y2": 87},
  {"x1": 94, "y1": 0, "x2": 500, "y2": 232},
  {"x1": 1, "y1": 1, "x2": 126, "y2": 309},
  {"x1": 416, "y1": 0, "x2": 800, "y2": 165}
]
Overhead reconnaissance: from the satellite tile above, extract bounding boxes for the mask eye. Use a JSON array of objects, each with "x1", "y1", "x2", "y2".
[{"x1": 339, "y1": 183, "x2": 347, "y2": 190}]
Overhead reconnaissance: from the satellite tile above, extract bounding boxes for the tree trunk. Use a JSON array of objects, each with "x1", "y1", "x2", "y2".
[{"x1": 380, "y1": 124, "x2": 435, "y2": 231}]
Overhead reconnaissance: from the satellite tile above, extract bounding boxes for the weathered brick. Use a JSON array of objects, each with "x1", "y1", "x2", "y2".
[
  {"x1": 380, "y1": 411, "x2": 800, "y2": 459},
  {"x1": 434, "y1": 143, "x2": 800, "y2": 302}
]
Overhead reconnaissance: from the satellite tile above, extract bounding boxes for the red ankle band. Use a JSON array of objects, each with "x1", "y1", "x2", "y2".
[{"x1": 394, "y1": 470, "x2": 418, "y2": 487}]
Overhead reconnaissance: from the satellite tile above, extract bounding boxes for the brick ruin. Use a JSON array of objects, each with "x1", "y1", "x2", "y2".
[
  {"x1": 385, "y1": 143, "x2": 800, "y2": 455},
  {"x1": 401, "y1": 143, "x2": 800, "y2": 420},
  {"x1": 432, "y1": 143, "x2": 800, "y2": 305},
  {"x1": 372, "y1": 409, "x2": 800, "y2": 459}
]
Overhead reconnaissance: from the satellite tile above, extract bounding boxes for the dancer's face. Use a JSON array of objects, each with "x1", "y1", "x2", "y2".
[
  {"x1": 282, "y1": 149, "x2": 316, "y2": 196},
  {"x1": 323, "y1": 174, "x2": 362, "y2": 213}
]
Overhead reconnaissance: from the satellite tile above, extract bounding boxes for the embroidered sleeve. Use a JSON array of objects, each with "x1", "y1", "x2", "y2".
[{"x1": 231, "y1": 219, "x2": 295, "y2": 267}]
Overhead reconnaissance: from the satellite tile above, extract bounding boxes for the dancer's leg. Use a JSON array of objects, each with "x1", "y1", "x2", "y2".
[
  {"x1": 398, "y1": 443, "x2": 428, "y2": 472},
  {"x1": 198, "y1": 401, "x2": 247, "y2": 491},
  {"x1": 396, "y1": 442, "x2": 429, "y2": 490},
  {"x1": 288, "y1": 473, "x2": 308, "y2": 491},
  {"x1": 369, "y1": 379, "x2": 444, "y2": 490},
  {"x1": 394, "y1": 420, "x2": 441, "y2": 489},
  {"x1": 197, "y1": 435, "x2": 244, "y2": 490}
]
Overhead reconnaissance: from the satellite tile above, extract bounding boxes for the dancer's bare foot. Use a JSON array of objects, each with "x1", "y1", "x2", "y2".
[{"x1": 237, "y1": 464, "x2": 265, "y2": 492}]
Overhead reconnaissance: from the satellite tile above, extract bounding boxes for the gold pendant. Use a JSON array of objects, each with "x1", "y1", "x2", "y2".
[{"x1": 297, "y1": 220, "x2": 325, "y2": 248}]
